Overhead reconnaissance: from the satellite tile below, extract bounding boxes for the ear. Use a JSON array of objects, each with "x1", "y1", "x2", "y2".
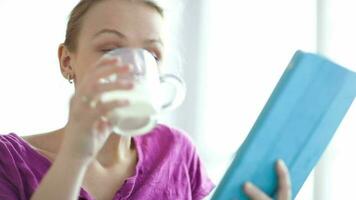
[{"x1": 58, "y1": 44, "x2": 75, "y2": 81}]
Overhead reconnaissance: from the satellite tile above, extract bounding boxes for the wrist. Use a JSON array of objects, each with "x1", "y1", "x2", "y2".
[{"x1": 56, "y1": 148, "x2": 93, "y2": 168}]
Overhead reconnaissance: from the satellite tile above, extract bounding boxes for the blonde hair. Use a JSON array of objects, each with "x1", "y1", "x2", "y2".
[{"x1": 64, "y1": 0, "x2": 165, "y2": 52}]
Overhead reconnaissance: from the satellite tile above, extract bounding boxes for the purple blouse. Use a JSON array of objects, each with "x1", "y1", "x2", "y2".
[{"x1": 0, "y1": 124, "x2": 215, "y2": 200}]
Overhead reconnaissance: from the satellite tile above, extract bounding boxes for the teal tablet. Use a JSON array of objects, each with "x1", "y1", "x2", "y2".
[{"x1": 211, "y1": 50, "x2": 356, "y2": 200}]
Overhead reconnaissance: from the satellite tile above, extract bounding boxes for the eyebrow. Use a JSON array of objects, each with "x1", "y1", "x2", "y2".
[{"x1": 93, "y1": 28, "x2": 164, "y2": 46}]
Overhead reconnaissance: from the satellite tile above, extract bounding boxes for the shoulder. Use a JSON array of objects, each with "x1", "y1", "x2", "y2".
[
  {"x1": 0, "y1": 132, "x2": 54, "y2": 175},
  {"x1": 0, "y1": 133, "x2": 27, "y2": 154},
  {"x1": 21, "y1": 131, "x2": 62, "y2": 162},
  {"x1": 0, "y1": 133, "x2": 30, "y2": 186},
  {"x1": 0, "y1": 133, "x2": 45, "y2": 166},
  {"x1": 138, "y1": 123, "x2": 196, "y2": 152},
  {"x1": 0, "y1": 133, "x2": 49, "y2": 199},
  {"x1": 23, "y1": 133, "x2": 58, "y2": 153},
  {"x1": 136, "y1": 123, "x2": 199, "y2": 167},
  {"x1": 136, "y1": 124, "x2": 216, "y2": 198},
  {"x1": 0, "y1": 134, "x2": 22, "y2": 200},
  {"x1": 0, "y1": 132, "x2": 53, "y2": 171},
  {"x1": 144, "y1": 123, "x2": 193, "y2": 142}
]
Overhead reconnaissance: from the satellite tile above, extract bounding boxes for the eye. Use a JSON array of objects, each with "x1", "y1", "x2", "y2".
[
  {"x1": 147, "y1": 50, "x2": 161, "y2": 64},
  {"x1": 101, "y1": 49, "x2": 113, "y2": 53},
  {"x1": 153, "y1": 54, "x2": 160, "y2": 63},
  {"x1": 100, "y1": 46, "x2": 120, "y2": 53},
  {"x1": 98, "y1": 44, "x2": 124, "y2": 53}
]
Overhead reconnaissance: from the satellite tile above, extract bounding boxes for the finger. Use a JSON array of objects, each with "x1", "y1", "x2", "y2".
[
  {"x1": 276, "y1": 160, "x2": 292, "y2": 200},
  {"x1": 81, "y1": 55, "x2": 127, "y2": 83},
  {"x1": 94, "y1": 63, "x2": 133, "y2": 80},
  {"x1": 91, "y1": 78, "x2": 134, "y2": 97},
  {"x1": 88, "y1": 56, "x2": 121, "y2": 72},
  {"x1": 84, "y1": 63, "x2": 133, "y2": 86},
  {"x1": 71, "y1": 95, "x2": 130, "y2": 123},
  {"x1": 93, "y1": 116, "x2": 113, "y2": 136},
  {"x1": 244, "y1": 182, "x2": 272, "y2": 200},
  {"x1": 79, "y1": 64, "x2": 133, "y2": 97}
]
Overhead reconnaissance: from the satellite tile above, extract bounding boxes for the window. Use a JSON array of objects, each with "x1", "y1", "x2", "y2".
[{"x1": 198, "y1": 0, "x2": 356, "y2": 199}]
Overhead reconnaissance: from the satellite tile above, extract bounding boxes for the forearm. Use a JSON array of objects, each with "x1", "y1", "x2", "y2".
[{"x1": 30, "y1": 151, "x2": 90, "y2": 200}]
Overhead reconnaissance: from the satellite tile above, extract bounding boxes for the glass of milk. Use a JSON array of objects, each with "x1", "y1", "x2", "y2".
[{"x1": 99, "y1": 48, "x2": 186, "y2": 136}]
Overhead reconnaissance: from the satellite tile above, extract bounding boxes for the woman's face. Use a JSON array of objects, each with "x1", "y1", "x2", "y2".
[{"x1": 60, "y1": 0, "x2": 164, "y2": 85}]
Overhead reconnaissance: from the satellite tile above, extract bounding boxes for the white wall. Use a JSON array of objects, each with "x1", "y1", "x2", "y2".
[
  {"x1": 202, "y1": 2, "x2": 316, "y2": 198},
  {"x1": 199, "y1": 0, "x2": 356, "y2": 199},
  {"x1": 0, "y1": 1, "x2": 78, "y2": 135},
  {"x1": 314, "y1": 0, "x2": 356, "y2": 199},
  {"x1": 0, "y1": 0, "x2": 178, "y2": 135}
]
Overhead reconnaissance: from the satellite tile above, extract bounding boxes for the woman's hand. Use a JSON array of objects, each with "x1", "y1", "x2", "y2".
[
  {"x1": 59, "y1": 57, "x2": 133, "y2": 164},
  {"x1": 243, "y1": 160, "x2": 292, "y2": 200}
]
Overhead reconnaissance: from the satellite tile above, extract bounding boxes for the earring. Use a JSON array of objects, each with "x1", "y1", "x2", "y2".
[{"x1": 67, "y1": 74, "x2": 73, "y2": 84}]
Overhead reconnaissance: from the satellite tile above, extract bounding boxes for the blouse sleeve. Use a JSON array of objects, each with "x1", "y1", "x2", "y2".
[
  {"x1": 187, "y1": 144, "x2": 215, "y2": 200},
  {"x1": 0, "y1": 176, "x2": 19, "y2": 200},
  {"x1": 171, "y1": 127, "x2": 215, "y2": 200},
  {"x1": 0, "y1": 135, "x2": 22, "y2": 200}
]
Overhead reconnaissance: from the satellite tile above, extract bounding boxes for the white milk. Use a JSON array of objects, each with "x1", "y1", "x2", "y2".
[
  {"x1": 99, "y1": 77, "x2": 162, "y2": 136},
  {"x1": 101, "y1": 82, "x2": 161, "y2": 118},
  {"x1": 97, "y1": 48, "x2": 185, "y2": 136}
]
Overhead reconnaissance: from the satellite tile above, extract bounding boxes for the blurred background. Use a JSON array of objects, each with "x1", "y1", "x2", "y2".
[{"x1": 0, "y1": 0, "x2": 355, "y2": 199}]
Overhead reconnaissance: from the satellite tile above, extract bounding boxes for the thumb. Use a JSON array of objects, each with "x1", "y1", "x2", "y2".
[{"x1": 94, "y1": 116, "x2": 113, "y2": 140}]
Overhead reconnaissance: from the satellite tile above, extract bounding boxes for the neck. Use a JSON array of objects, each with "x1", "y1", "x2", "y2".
[
  {"x1": 56, "y1": 127, "x2": 136, "y2": 168},
  {"x1": 96, "y1": 133, "x2": 135, "y2": 167}
]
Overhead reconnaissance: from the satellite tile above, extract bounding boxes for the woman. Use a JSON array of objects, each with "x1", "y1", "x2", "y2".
[{"x1": 0, "y1": 0, "x2": 291, "y2": 199}]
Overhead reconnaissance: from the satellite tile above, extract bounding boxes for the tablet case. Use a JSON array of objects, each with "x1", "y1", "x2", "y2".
[{"x1": 211, "y1": 50, "x2": 356, "y2": 200}]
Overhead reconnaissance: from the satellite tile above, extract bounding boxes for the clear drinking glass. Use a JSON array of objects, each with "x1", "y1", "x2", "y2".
[{"x1": 99, "y1": 48, "x2": 186, "y2": 136}]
